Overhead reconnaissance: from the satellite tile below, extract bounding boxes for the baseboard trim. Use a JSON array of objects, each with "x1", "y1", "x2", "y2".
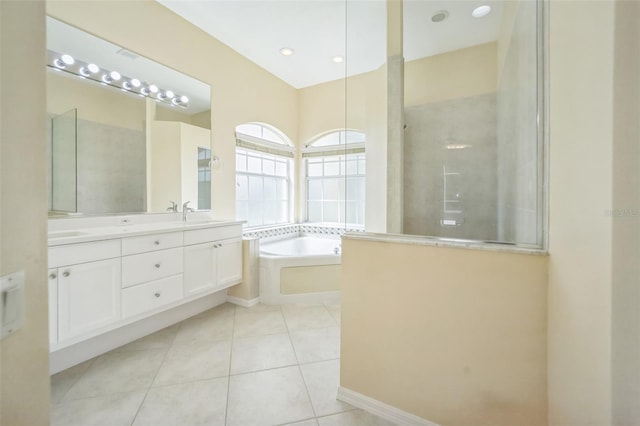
[
  {"x1": 227, "y1": 295, "x2": 260, "y2": 308},
  {"x1": 337, "y1": 387, "x2": 440, "y2": 426}
]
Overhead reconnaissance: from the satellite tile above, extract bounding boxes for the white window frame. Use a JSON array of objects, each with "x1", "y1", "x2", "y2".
[
  {"x1": 303, "y1": 130, "x2": 366, "y2": 228},
  {"x1": 235, "y1": 123, "x2": 294, "y2": 229}
]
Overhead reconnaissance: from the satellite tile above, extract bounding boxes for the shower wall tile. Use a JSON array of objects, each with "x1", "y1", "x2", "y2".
[
  {"x1": 403, "y1": 93, "x2": 498, "y2": 241},
  {"x1": 76, "y1": 119, "x2": 145, "y2": 214}
]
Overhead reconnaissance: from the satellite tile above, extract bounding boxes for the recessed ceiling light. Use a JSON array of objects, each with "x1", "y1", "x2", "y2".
[
  {"x1": 431, "y1": 10, "x2": 449, "y2": 23},
  {"x1": 472, "y1": 5, "x2": 491, "y2": 18},
  {"x1": 332, "y1": 56, "x2": 344, "y2": 63},
  {"x1": 279, "y1": 47, "x2": 294, "y2": 56}
]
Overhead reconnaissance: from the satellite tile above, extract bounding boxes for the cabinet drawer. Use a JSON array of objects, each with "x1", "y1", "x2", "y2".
[
  {"x1": 122, "y1": 232, "x2": 183, "y2": 256},
  {"x1": 122, "y1": 275, "x2": 183, "y2": 319},
  {"x1": 122, "y1": 247, "x2": 183, "y2": 288},
  {"x1": 184, "y1": 224, "x2": 242, "y2": 246},
  {"x1": 49, "y1": 240, "x2": 121, "y2": 268}
]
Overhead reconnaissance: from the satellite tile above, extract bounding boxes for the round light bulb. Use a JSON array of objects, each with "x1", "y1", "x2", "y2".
[
  {"x1": 79, "y1": 67, "x2": 91, "y2": 77},
  {"x1": 101, "y1": 74, "x2": 112, "y2": 84},
  {"x1": 61, "y1": 54, "x2": 75, "y2": 65},
  {"x1": 140, "y1": 87, "x2": 150, "y2": 96},
  {"x1": 109, "y1": 71, "x2": 121, "y2": 81},
  {"x1": 180, "y1": 95, "x2": 189, "y2": 103},
  {"x1": 149, "y1": 84, "x2": 159, "y2": 93},
  {"x1": 472, "y1": 5, "x2": 491, "y2": 18},
  {"x1": 165, "y1": 90, "x2": 174, "y2": 99},
  {"x1": 130, "y1": 78, "x2": 141, "y2": 88},
  {"x1": 122, "y1": 81, "x2": 132, "y2": 90},
  {"x1": 87, "y1": 63, "x2": 100, "y2": 73},
  {"x1": 53, "y1": 59, "x2": 66, "y2": 69},
  {"x1": 332, "y1": 56, "x2": 344, "y2": 63},
  {"x1": 279, "y1": 47, "x2": 294, "y2": 56}
]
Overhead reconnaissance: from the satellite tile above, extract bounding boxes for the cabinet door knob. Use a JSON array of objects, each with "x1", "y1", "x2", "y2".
[
  {"x1": 49, "y1": 273, "x2": 57, "y2": 280},
  {"x1": 154, "y1": 292, "x2": 161, "y2": 298},
  {"x1": 154, "y1": 240, "x2": 160, "y2": 245},
  {"x1": 154, "y1": 263, "x2": 161, "y2": 268},
  {"x1": 62, "y1": 271, "x2": 70, "y2": 277}
]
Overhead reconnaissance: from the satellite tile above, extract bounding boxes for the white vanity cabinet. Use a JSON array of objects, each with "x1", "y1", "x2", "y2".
[
  {"x1": 48, "y1": 269, "x2": 58, "y2": 345},
  {"x1": 183, "y1": 225, "x2": 243, "y2": 297},
  {"x1": 57, "y1": 258, "x2": 122, "y2": 341},
  {"x1": 48, "y1": 221, "x2": 243, "y2": 353},
  {"x1": 49, "y1": 239, "x2": 123, "y2": 343},
  {"x1": 121, "y1": 232, "x2": 184, "y2": 319}
]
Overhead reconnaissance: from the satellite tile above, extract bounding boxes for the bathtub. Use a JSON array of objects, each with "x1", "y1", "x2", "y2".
[{"x1": 259, "y1": 236, "x2": 342, "y2": 304}]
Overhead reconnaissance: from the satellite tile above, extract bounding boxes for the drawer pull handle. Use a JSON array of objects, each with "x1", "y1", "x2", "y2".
[
  {"x1": 62, "y1": 271, "x2": 70, "y2": 278},
  {"x1": 49, "y1": 273, "x2": 57, "y2": 280},
  {"x1": 154, "y1": 292, "x2": 161, "y2": 298},
  {"x1": 155, "y1": 263, "x2": 161, "y2": 268},
  {"x1": 154, "y1": 240, "x2": 160, "y2": 245}
]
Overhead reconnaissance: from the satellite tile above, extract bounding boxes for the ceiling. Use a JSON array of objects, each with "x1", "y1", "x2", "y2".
[{"x1": 157, "y1": 0, "x2": 505, "y2": 89}]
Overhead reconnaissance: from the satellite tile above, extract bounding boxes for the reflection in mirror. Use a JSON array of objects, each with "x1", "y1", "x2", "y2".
[
  {"x1": 198, "y1": 148, "x2": 212, "y2": 210},
  {"x1": 50, "y1": 108, "x2": 77, "y2": 212},
  {"x1": 46, "y1": 16, "x2": 212, "y2": 216}
]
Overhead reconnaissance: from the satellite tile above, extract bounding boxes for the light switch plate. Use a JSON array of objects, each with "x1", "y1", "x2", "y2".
[{"x1": 1, "y1": 271, "x2": 25, "y2": 339}]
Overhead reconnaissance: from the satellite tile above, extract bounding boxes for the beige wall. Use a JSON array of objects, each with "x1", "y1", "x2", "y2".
[
  {"x1": 0, "y1": 0, "x2": 51, "y2": 424},
  {"x1": 300, "y1": 43, "x2": 497, "y2": 232},
  {"x1": 47, "y1": 0, "x2": 298, "y2": 221},
  {"x1": 47, "y1": 71, "x2": 195, "y2": 131},
  {"x1": 47, "y1": 71, "x2": 146, "y2": 130},
  {"x1": 405, "y1": 42, "x2": 497, "y2": 107},
  {"x1": 341, "y1": 237, "x2": 548, "y2": 425},
  {"x1": 611, "y1": 1, "x2": 640, "y2": 423},
  {"x1": 547, "y1": 1, "x2": 615, "y2": 424},
  {"x1": 148, "y1": 121, "x2": 210, "y2": 211}
]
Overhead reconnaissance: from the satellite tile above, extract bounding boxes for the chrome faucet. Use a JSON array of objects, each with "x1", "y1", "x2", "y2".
[
  {"x1": 182, "y1": 201, "x2": 194, "y2": 222},
  {"x1": 167, "y1": 201, "x2": 178, "y2": 213}
]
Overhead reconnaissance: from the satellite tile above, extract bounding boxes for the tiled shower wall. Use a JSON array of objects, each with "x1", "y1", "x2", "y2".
[
  {"x1": 77, "y1": 119, "x2": 145, "y2": 214},
  {"x1": 403, "y1": 93, "x2": 498, "y2": 241}
]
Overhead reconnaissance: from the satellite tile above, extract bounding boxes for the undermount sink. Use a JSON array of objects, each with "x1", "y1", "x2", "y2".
[{"x1": 48, "y1": 231, "x2": 89, "y2": 239}]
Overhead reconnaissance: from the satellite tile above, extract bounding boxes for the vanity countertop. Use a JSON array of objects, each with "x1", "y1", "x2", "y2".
[{"x1": 48, "y1": 219, "x2": 245, "y2": 247}]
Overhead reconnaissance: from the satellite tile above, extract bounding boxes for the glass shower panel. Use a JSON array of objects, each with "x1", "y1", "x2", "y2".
[
  {"x1": 402, "y1": 0, "x2": 543, "y2": 245},
  {"x1": 345, "y1": 0, "x2": 385, "y2": 231},
  {"x1": 51, "y1": 108, "x2": 77, "y2": 213}
]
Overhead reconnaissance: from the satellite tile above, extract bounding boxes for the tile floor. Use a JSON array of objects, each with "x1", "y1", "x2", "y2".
[{"x1": 51, "y1": 301, "x2": 396, "y2": 426}]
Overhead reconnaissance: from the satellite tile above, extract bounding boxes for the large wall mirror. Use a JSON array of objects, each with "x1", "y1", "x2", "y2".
[{"x1": 46, "y1": 16, "x2": 212, "y2": 216}]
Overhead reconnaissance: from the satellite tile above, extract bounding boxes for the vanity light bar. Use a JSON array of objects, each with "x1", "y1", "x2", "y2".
[{"x1": 46, "y1": 50, "x2": 189, "y2": 109}]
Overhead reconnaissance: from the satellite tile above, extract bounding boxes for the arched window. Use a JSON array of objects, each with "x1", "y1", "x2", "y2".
[
  {"x1": 235, "y1": 123, "x2": 294, "y2": 227},
  {"x1": 303, "y1": 130, "x2": 366, "y2": 227}
]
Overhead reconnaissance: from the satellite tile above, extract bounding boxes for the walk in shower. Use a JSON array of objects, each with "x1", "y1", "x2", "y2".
[{"x1": 346, "y1": 0, "x2": 545, "y2": 247}]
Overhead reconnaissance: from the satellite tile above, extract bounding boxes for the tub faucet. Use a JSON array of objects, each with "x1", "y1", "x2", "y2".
[
  {"x1": 182, "y1": 201, "x2": 194, "y2": 222},
  {"x1": 167, "y1": 201, "x2": 178, "y2": 213}
]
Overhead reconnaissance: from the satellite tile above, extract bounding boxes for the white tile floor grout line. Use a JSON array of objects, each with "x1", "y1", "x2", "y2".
[
  {"x1": 224, "y1": 303, "x2": 238, "y2": 426},
  {"x1": 50, "y1": 301, "x2": 393, "y2": 426},
  {"x1": 127, "y1": 325, "x2": 179, "y2": 426}
]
